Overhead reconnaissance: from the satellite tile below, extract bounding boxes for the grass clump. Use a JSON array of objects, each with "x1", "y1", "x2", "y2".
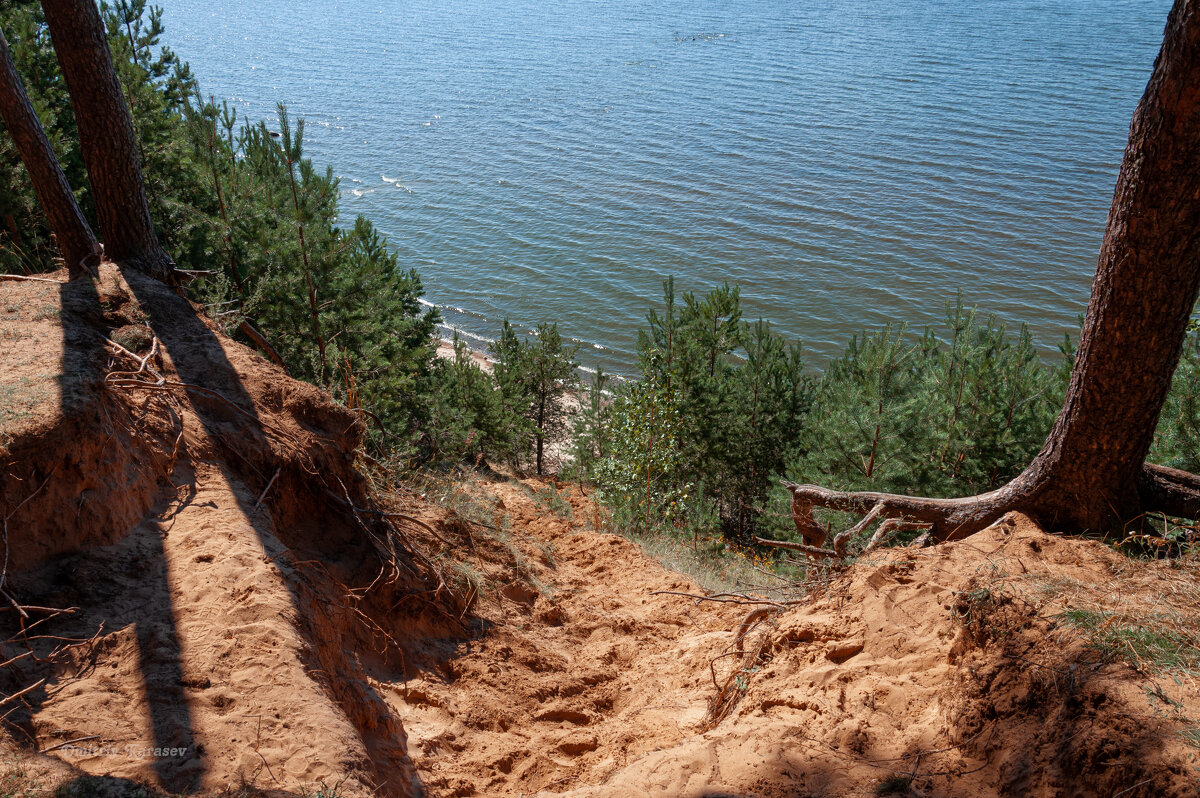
[
  {"x1": 0, "y1": 758, "x2": 46, "y2": 798},
  {"x1": 299, "y1": 781, "x2": 344, "y2": 798},
  {"x1": 620, "y1": 529, "x2": 795, "y2": 595},
  {"x1": 531, "y1": 483, "x2": 573, "y2": 520},
  {"x1": 874, "y1": 774, "x2": 914, "y2": 796},
  {"x1": 1058, "y1": 608, "x2": 1200, "y2": 675}
]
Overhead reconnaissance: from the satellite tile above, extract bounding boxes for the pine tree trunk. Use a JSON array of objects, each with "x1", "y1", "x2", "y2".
[
  {"x1": 40, "y1": 0, "x2": 172, "y2": 281},
  {"x1": 775, "y1": 0, "x2": 1200, "y2": 544},
  {"x1": 536, "y1": 394, "x2": 546, "y2": 476},
  {"x1": 0, "y1": 27, "x2": 97, "y2": 278},
  {"x1": 1014, "y1": 0, "x2": 1200, "y2": 532}
]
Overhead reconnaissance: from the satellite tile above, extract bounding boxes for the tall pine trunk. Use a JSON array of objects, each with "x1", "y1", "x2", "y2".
[
  {"x1": 1013, "y1": 0, "x2": 1200, "y2": 531},
  {"x1": 0, "y1": 27, "x2": 97, "y2": 278},
  {"x1": 40, "y1": 0, "x2": 172, "y2": 281},
  {"x1": 778, "y1": 0, "x2": 1200, "y2": 543}
]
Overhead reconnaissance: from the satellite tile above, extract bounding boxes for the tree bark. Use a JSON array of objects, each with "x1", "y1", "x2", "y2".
[
  {"x1": 40, "y1": 0, "x2": 172, "y2": 281},
  {"x1": 0, "y1": 27, "x2": 97, "y2": 278},
  {"x1": 536, "y1": 394, "x2": 546, "y2": 475},
  {"x1": 1013, "y1": 0, "x2": 1200, "y2": 533},
  {"x1": 773, "y1": 0, "x2": 1200, "y2": 545}
]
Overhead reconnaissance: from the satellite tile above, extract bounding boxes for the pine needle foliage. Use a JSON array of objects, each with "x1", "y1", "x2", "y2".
[
  {"x1": 768, "y1": 297, "x2": 1060, "y2": 543},
  {"x1": 0, "y1": 1, "x2": 440, "y2": 446},
  {"x1": 792, "y1": 297, "x2": 1057, "y2": 499},
  {"x1": 176, "y1": 101, "x2": 440, "y2": 443},
  {"x1": 421, "y1": 335, "x2": 509, "y2": 466},
  {"x1": 594, "y1": 285, "x2": 1066, "y2": 548},
  {"x1": 593, "y1": 279, "x2": 810, "y2": 539},
  {"x1": 490, "y1": 320, "x2": 580, "y2": 475},
  {"x1": 563, "y1": 367, "x2": 609, "y2": 482},
  {"x1": 0, "y1": 1, "x2": 88, "y2": 272},
  {"x1": 1152, "y1": 323, "x2": 1200, "y2": 473}
]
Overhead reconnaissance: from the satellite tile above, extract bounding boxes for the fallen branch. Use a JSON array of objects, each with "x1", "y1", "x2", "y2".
[
  {"x1": 39, "y1": 735, "x2": 100, "y2": 754},
  {"x1": 0, "y1": 274, "x2": 63, "y2": 284},
  {"x1": 751, "y1": 537, "x2": 839, "y2": 559},
  {"x1": 105, "y1": 376, "x2": 300, "y2": 447},
  {"x1": 255, "y1": 467, "x2": 281, "y2": 509},
  {"x1": 0, "y1": 678, "x2": 44, "y2": 707},
  {"x1": 103, "y1": 335, "x2": 159, "y2": 381},
  {"x1": 9, "y1": 607, "x2": 76, "y2": 639},
  {"x1": 238, "y1": 320, "x2": 289, "y2": 373},
  {"x1": 0, "y1": 589, "x2": 27, "y2": 620},
  {"x1": 0, "y1": 604, "x2": 77, "y2": 614},
  {"x1": 649, "y1": 590, "x2": 788, "y2": 608}
]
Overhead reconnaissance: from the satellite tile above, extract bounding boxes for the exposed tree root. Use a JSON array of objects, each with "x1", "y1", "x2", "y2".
[
  {"x1": 757, "y1": 465, "x2": 1200, "y2": 559},
  {"x1": 0, "y1": 274, "x2": 64, "y2": 284},
  {"x1": 238, "y1": 319, "x2": 289, "y2": 373},
  {"x1": 704, "y1": 606, "x2": 777, "y2": 729},
  {"x1": 1139, "y1": 463, "x2": 1200, "y2": 519}
]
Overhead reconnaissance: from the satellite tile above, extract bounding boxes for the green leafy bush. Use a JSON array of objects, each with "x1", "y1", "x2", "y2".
[
  {"x1": 604, "y1": 279, "x2": 810, "y2": 539},
  {"x1": 593, "y1": 360, "x2": 690, "y2": 535}
]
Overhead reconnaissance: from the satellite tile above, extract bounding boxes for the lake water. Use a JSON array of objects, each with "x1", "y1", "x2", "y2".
[{"x1": 157, "y1": 0, "x2": 1170, "y2": 375}]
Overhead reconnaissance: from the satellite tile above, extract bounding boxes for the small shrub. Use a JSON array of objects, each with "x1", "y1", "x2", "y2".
[{"x1": 533, "y1": 484, "x2": 573, "y2": 519}]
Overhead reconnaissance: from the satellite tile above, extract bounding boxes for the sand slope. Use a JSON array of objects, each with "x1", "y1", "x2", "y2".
[
  {"x1": 1, "y1": 266, "x2": 439, "y2": 796},
  {"x1": 1, "y1": 268, "x2": 1198, "y2": 797},
  {"x1": 386, "y1": 480, "x2": 1200, "y2": 798}
]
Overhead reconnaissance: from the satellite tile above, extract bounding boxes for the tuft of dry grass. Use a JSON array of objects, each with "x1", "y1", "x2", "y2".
[
  {"x1": 620, "y1": 530, "x2": 784, "y2": 596},
  {"x1": 1031, "y1": 552, "x2": 1200, "y2": 680},
  {"x1": 0, "y1": 756, "x2": 48, "y2": 798},
  {"x1": 951, "y1": 537, "x2": 1200, "y2": 698},
  {"x1": 1057, "y1": 607, "x2": 1200, "y2": 676}
]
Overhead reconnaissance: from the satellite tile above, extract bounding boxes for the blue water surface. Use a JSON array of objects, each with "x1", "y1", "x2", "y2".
[{"x1": 157, "y1": 0, "x2": 1170, "y2": 374}]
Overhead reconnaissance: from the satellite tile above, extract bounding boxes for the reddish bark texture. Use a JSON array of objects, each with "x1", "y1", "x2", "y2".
[
  {"x1": 1019, "y1": 0, "x2": 1200, "y2": 532},
  {"x1": 40, "y1": 0, "x2": 172, "y2": 280},
  {"x1": 781, "y1": 0, "x2": 1200, "y2": 541},
  {"x1": 0, "y1": 26, "x2": 97, "y2": 277}
]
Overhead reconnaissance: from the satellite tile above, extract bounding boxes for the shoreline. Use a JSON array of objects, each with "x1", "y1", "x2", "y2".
[
  {"x1": 435, "y1": 337, "x2": 495, "y2": 374},
  {"x1": 434, "y1": 336, "x2": 617, "y2": 385}
]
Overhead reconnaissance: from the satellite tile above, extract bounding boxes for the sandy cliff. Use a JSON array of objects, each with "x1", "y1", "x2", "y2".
[{"x1": 0, "y1": 266, "x2": 1197, "y2": 797}]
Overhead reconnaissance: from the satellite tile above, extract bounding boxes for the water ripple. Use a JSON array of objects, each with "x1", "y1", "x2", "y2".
[{"x1": 160, "y1": 0, "x2": 1167, "y2": 376}]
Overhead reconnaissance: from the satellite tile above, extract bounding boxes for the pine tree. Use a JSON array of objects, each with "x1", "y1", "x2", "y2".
[
  {"x1": 491, "y1": 320, "x2": 579, "y2": 475},
  {"x1": 0, "y1": 24, "x2": 95, "y2": 275},
  {"x1": 41, "y1": 0, "x2": 174, "y2": 279}
]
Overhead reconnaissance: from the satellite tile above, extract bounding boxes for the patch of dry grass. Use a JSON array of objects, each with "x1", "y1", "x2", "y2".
[
  {"x1": 1034, "y1": 552, "x2": 1200, "y2": 679},
  {"x1": 620, "y1": 531, "x2": 783, "y2": 595}
]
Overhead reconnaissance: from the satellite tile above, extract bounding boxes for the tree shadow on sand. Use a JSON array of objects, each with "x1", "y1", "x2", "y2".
[{"x1": 0, "y1": 267, "x2": 440, "y2": 794}]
